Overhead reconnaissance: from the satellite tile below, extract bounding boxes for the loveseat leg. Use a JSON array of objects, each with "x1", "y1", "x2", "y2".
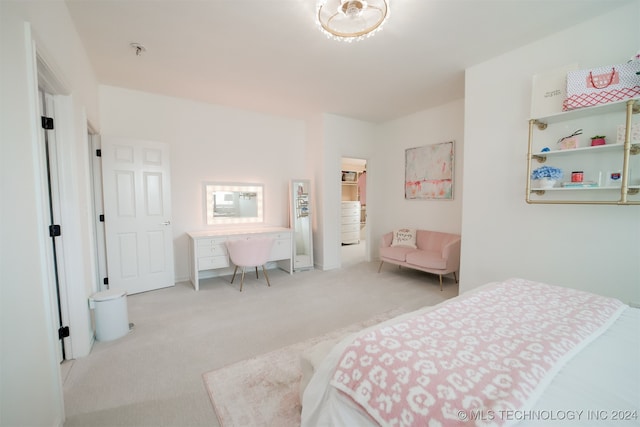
[
  {"x1": 454, "y1": 271, "x2": 458, "y2": 284},
  {"x1": 439, "y1": 275, "x2": 443, "y2": 291},
  {"x1": 377, "y1": 261, "x2": 384, "y2": 273}
]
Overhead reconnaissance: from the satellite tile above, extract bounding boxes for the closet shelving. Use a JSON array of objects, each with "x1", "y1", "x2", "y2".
[{"x1": 341, "y1": 170, "x2": 364, "y2": 245}]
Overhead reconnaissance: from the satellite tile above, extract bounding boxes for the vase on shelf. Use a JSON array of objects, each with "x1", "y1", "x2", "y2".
[{"x1": 536, "y1": 178, "x2": 556, "y2": 189}]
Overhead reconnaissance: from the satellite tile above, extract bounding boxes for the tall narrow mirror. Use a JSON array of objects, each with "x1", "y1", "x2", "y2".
[{"x1": 290, "y1": 179, "x2": 313, "y2": 270}]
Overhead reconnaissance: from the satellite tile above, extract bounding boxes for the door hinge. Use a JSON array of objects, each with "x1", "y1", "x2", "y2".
[
  {"x1": 103, "y1": 277, "x2": 109, "y2": 286},
  {"x1": 49, "y1": 224, "x2": 61, "y2": 237},
  {"x1": 41, "y1": 116, "x2": 54, "y2": 130},
  {"x1": 58, "y1": 326, "x2": 70, "y2": 339},
  {"x1": 96, "y1": 149, "x2": 102, "y2": 157},
  {"x1": 99, "y1": 214, "x2": 105, "y2": 222}
]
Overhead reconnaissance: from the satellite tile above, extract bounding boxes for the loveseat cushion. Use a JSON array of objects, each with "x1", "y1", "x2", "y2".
[
  {"x1": 380, "y1": 246, "x2": 415, "y2": 262},
  {"x1": 405, "y1": 249, "x2": 447, "y2": 270},
  {"x1": 416, "y1": 230, "x2": 454, "y2": 252}
]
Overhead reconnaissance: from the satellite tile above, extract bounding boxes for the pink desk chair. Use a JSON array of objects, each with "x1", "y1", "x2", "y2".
[{"x1": 225, "y1": 237, "x2": 275, "y2": 292}]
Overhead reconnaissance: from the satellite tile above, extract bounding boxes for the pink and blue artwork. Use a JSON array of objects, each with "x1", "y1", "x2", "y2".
[{"x1": 405, "y1": 141, "x2": 454, "y2": 200}]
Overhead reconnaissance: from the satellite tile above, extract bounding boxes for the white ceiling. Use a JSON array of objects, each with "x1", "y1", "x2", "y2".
[{"x1": 65, "y1": 0, "x2": 629, "y2": 123}]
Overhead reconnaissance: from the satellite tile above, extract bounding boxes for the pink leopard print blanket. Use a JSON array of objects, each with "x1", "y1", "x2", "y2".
[{"x1": 330, "y1": 278, "x2": 625, "y2": 427}]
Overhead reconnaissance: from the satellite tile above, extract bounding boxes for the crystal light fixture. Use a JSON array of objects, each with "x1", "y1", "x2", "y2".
[{"x1": 316, "y1": 0, "x2": 390, "y2": 42}]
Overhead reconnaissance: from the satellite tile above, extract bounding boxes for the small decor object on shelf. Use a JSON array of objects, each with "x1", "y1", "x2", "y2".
[
  {"x1": 563, "y1": 61, "x2": 640, "y2": 111},
  {"x1": 617, "y1": 123, "x2": 640, "y2": 144},
  {"x1": 571, "y1": 171, "x2": 584, "y2": 183},
  {"x1": 536, "y1": 178, "x2": 557, "y2": 189},
  {"x1": 530, "y1": 63, "x2": 578, "y2": 118},
  {"x1": 591, "y1": 135, "x2": 607, "y2": 146},
  {"x1": 341, "y1": 171, "x2": 357, "y2": 182},
  {"x1": 608, "y1": 171, "x2": 623, "y2": 187},
  {"x1": 531, "y1": 166, "x2": 563, "y2": 189},
  {"x1": 562, "y1": 181, "x2": 597, "y2": 188},
  {"x1": 558, "y1": 129, "x2": 582, "y2": 150}
]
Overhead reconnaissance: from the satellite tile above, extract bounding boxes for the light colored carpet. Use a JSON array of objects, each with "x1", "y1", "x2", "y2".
[
  {"x1": 62, "y1": 259, "x2": 458, "y2": 426},
  {"x1": 203, "y1": 308, "x2": 406, "y2": 427}
]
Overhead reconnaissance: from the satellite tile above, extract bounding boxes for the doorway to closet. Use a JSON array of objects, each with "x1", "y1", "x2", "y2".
[{"x1": 340, "y1": 157, "x2": 367, "y2": 266}]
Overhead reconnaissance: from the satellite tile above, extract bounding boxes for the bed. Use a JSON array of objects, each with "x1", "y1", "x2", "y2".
[{"x1": 300, "y1": 278, "x2": 640, "y2": 426}]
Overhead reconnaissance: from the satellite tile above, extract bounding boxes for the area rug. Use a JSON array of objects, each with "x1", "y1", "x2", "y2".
[{"x1": 203, "y1": 308, "x2": 407, "y2": 427}]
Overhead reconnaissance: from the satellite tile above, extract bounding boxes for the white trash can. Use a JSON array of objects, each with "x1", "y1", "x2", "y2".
[{"x1": 89, "y1": 289, "x2": 130, "y2": 342}]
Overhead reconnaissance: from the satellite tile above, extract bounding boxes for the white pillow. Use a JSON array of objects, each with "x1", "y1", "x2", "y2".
[{"x1": 391, "y1": 228, "x2": 417, "y2": 248}]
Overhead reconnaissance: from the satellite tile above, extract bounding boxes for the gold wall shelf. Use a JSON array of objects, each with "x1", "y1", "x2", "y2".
[{"x1": 526, "y1": 99, "x2": 640, "y2": 205}]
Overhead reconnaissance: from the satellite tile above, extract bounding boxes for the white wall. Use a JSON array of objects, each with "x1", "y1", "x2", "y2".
[
  {"x1": 318, "y1": 114, "x2": 377, "y2": 269},
  {"x1": 1, "y1": 1, "x2": 100, "y2": 425},
  {"x1": 460, "y1": 2, "x2": 640, "y2": 304},
  {"x1": 1, "y1": 18, "x2": 64, "y2": 427},
  {"x1": 306, "y1": 114, "x2": 327, "y2": 268},
  {"x1": 101, "y1": 89, "x2": 446, "y2": 275},
  {"x1": 372, "y1": 100, "x2": 465, "y2": 252},
  {"x1": 99, "y1": 86, "x2": 307, "y2": 281}
]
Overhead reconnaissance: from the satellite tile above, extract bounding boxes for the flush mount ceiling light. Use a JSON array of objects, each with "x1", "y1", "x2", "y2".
[{"x1": 316, "y1": 0, "x2": 389, "y2": 42}]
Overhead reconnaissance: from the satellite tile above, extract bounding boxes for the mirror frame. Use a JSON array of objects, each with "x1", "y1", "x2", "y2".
[{"x1": 203, "y1": 182, "x2": 264, "y2": 225}]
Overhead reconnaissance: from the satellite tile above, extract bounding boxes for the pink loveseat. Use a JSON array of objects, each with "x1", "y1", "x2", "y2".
[{"x1": 377, "y1": 230, "x2": 461, "y2": 291}]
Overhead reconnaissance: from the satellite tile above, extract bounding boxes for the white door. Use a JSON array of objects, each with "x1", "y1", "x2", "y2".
[
  {"x1": 102, "y1": 138, "x2": 174, "y2": 294},
  {"x1": 39, "y1": 90, "x2": 71, "y2": 361},
  {"x1": 90, "y1": 133, "x2": 108, "y2": 292}
]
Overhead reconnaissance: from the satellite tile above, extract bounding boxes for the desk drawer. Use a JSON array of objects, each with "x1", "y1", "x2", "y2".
[
  {"x1": 197, "y1": 243, "x2": 227, "y2": 257},
  {"x1": 198, "y1": 256, "x2": 229, "y2": 271},
  {"x1": 270, "y1": 232, "x2": 291, "y2": 240},
  {"x1": 197, "y1": 237, "x2": 226, "y2": 246},
  {"x1": 270, "y1": 237, "x2": 292, "y2": 261}
]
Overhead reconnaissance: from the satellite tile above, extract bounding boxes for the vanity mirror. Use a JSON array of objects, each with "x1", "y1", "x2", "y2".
[{"x1": 204, "y1": 183, "x2": 264, "y2": 224}]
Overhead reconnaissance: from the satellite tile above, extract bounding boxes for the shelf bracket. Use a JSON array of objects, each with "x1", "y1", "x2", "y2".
[
  {"x1": 531, "y1": 190, "x2": 546, "y2": 195},
  {"x1": 532, "y1": 120, "x2": 547, "y2": 130},
  {"x1": 628, "y1": 188, "x2": 639, "y2": 195},
  {"x1": 532, "y1": 154, "x2": 547, "y2": 163},
  {"x1": 630, "y1": 144, "x2": 640, "y2": 155}
]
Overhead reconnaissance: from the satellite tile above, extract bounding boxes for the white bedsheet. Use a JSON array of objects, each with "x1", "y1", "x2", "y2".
[{"x1": 301, "y1": 287, "x2": 640, "y2": 427}]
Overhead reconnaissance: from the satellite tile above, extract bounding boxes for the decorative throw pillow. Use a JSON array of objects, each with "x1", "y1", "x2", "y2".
[{"x1": 391, "y1": 228, "x2": 417, "y2": 248}]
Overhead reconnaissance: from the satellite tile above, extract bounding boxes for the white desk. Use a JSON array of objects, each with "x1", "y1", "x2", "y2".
[{"x1": 187, "y1": 226, "x2": 293, "y2": 291}]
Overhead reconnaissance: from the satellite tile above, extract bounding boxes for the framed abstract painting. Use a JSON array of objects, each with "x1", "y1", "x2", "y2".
[{"x1": 405, "y1": 141, "x2": 454, "y2": 200}]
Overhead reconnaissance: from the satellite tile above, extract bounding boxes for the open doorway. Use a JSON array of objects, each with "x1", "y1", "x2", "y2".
[{"x1": 340, "y1": 157, "x2": 367, "y2": 266}]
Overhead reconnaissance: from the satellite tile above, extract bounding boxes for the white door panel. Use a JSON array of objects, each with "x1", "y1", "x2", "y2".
[
  {"x1": 39, "y1": 90, "x2": 70, "y2": 361},
  {"x1": 102, "y1": 138, "x2": 174, "y2": 294}
]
